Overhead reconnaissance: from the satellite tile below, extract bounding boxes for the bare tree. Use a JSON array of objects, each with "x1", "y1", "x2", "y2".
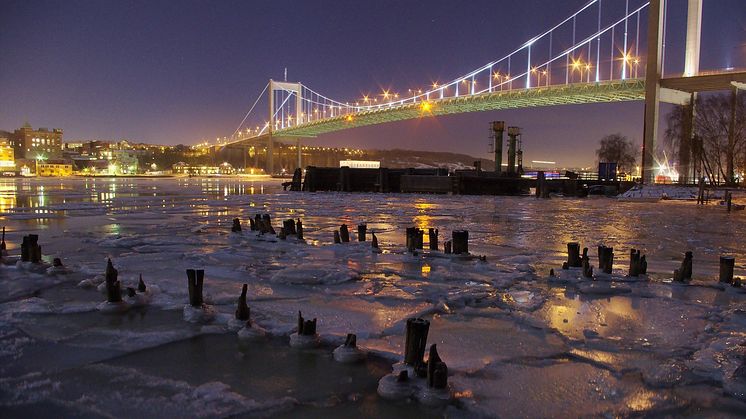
[
  {"x1": 664, "y1": 91, "x2": 745, "y2": 185},
  {"x1": 596, "y1": 134, "x2": 638, "y2": 173}
]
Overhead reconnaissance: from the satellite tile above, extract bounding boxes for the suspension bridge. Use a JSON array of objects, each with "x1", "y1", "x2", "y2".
[{"x1": 216, "y1": 0, "x2": 746, "y2": 182}]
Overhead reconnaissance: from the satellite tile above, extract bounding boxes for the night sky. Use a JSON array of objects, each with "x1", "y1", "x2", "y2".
[{"x1": 1, "y1": 0, "x2": 744, "y2": 167}]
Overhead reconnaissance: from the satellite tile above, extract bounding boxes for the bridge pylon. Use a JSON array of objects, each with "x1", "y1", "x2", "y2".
[{"x1": 267, "y1": 79, "x2": 304, "y2": 175}]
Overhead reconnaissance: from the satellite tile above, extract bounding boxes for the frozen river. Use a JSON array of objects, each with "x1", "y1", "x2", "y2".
[{"x1": 0, "y1": 177, "x2": 745, "y2": 417}]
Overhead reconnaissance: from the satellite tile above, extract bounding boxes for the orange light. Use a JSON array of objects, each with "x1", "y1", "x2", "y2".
[
  {"x1": 345, "y1": 115, "x2": 353, "y2": 122},
  {"x1": 420, "y1": 101, "x2": 432, "y2": 112}
]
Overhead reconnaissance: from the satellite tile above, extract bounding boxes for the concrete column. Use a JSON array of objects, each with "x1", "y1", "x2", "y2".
[
  {"x1": 492, "y1": 121, "x2": 504, "y2": 174},
  {"x1": 642, "y1": 0, "x2": 664, "y2": 184},
  {"x1": 683, "y1": 0, "x2": 702, "y2": 77}
]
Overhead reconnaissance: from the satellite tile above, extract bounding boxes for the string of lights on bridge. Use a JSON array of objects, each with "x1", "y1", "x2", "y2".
[{"x1": 210, "y1": 0, "x2": 665, "y2": 147}]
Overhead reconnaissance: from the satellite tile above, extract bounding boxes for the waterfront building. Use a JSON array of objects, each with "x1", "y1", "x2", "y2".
[
  {"x1": 0, "y1": 139, "x2": 15, "y2": 173},
  {"x1": 37, "y1": 160, "x2": 73, "y2": 177},
  {"x1": 8, "y1": 123, "x2": 63, "y2": 160}
]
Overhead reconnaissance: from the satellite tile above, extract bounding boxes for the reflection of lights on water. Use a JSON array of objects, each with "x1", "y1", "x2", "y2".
[{"x1": 421, "y1": 264, "x2": 431, "y2": 278}]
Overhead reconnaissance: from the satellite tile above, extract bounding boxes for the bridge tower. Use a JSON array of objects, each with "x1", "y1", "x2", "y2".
[
  {"x1": 643, "y1": 0, "x2": 702, "y2": 183},
  {"x1": 268, "y1": 80, "x2": 304, "y2": 174}
]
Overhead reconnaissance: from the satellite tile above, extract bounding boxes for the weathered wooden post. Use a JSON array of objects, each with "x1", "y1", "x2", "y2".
[
  {"x1": 444, "y1": 240, "x2": 452, "y2": 254},
  {"x1": 720, "y1": 256, "x2": 735, "y2": 284},
  {"x1": 105, "y1": 258, "x2": 122, "y2": 303},
  {"x1": 262, "y1": 214, "x2": 276, "y2": 234},
  {"x1": 21, "y1": 235, "x2": 29, "y2": 262},
  {"x1": 581, "y1": 249, "x2": 593, "y2": 278},
  {"x1": 278, "y1": 227, "x2": 287, "y2": 240},
  {"x1": 597, "y1": 245, "x2": 614, "y2": 274},
  {"x1": 235, "y1": 283, "x2": 250, "y2": 321},
  {"x1": 254, "y1": 214, "x2": 262, "y2": 231},
  {"x1": 333, "y1": 333, "x2": 365, "y2": 363},
  {"x1": 452, "y1": 231, "x2": 468, "y2": 255},
  {"x1": 426, "y1": 344, "x2": 448, "y2": 389},
  {"x1": 673, "y1": 251, "x2": 693, "y2": 282},
  {"x1": 333, "y1": 230, "x2": 341, "y2": 244},
  {"x1": 357, "y1": 224, "x2": 367, "y2": 241},
  {"x1": 629, "y1": 249, "x2": 641, "y2": 277},
  {"x1": 283, "y1": 219, "x2": 296, "y2": 235},
  {"x1": 428, "y1": 228, "x2": 439, "y2": 251},
  {"x1": 567, "y1": 242, "x2": 581, "y2": 268},
  {"x1": 249, "y1": 218, "x2": 256, "y2": 231},
  {"x1": 404, "y1": 317, "x2": 430, "y2": 369},
  {"x1": 371, "y1": 232, "x2": 379, "y2": 249},
  {"x1": 0, "y1": 226, "x2": 5, "y2": 253},
  {"x1": 296, "y1": 219, "x2": 303, "y2": 240},
  {"x1": 297, "y1": 311, "x2": 317, "y2": 336},
  {"x1": 339, "y1": 224, "x2": 350, "y2": 242},
  {"x1": 186, "y1": 269, "x2": 205, "y2": 306},
  {"x1": 137, "y1": 274, "x2": 146, "y2": 292},
  {"x1": 231, "y1": 218, "x2": 242, "y2": 232},
  {"x1": 406, "y1": 227, "x2": 416, "y2": 252},
  {"x1": 726, "y1": 191, "x2": 733, "y2": 212}
]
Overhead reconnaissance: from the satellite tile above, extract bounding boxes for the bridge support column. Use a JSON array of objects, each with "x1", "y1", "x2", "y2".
[
  {"x1": 684, "y1": 0, "x2": 702, "y2": 77},
  {"x1": 642, "y1": 0, "x2": 664, "y2": 184}
]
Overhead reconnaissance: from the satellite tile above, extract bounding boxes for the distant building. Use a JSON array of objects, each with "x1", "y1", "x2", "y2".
[
  {"x1": 172, "y1": 162, "x2": 235, "y2": 175},
  {"x1": 0, "y1": 139, "x2": 14, "y2": 173},
  {"x1": 8, "y1": 123, "x2": 63, "y2": 160},
  {"x1": 37, "y1": 160, "x2": 73, "y2": 177},
  {"x1": 339, "y1": 160, "x2": 380, "y2": 169}
]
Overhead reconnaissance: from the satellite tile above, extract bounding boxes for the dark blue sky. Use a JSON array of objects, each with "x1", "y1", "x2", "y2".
[{"x1": 1, "y1": 0, "x2": 744, "y2": 167}]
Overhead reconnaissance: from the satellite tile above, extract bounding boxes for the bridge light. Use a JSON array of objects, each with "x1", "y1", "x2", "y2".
[
  {"x1": 531, "y1": 67, "x2": 537, "y2": 74},
  {"x1": 432, "y1": 82, "x2": 439, "y2": 88},
  {"x1": 345, "y1": 115, "x2": 353, "y2": 122},
  {"x1": 420, "y1": 101, "x2": 432, "y2": 113}
]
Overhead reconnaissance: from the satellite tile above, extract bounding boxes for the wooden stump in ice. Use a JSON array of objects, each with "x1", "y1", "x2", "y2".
[
  {"x1": 333, "y1": 333, "x2": 365, "y2": 363},
  {"x1": 289, "y1": 311, "x2": 319, "y2": 348}
]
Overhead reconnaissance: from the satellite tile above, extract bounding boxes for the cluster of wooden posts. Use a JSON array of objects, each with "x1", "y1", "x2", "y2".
[
  {"x1": 560, "y1": 241, "x2": 740, "y2": 286},
  {"x1": 403, "y1": 227, "x2": 469, "y2": 255},
  {"x1": 231, "y1": 214, "x2": 304, "y2": 241}
]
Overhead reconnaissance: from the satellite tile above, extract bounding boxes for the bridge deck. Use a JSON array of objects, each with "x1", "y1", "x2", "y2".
[{"x1": 276, "y1": 79, "x2": 646, "y2": 137}]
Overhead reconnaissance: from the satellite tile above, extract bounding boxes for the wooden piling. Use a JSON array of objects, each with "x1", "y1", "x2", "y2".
[
  {"x1": 629, "y1": 249, "x2": 641, "y2": 277},
  {"x1": 371, "y1": 232, "x2": 379, "y2": 249},
  {"x1": 357, "y1": 224, "x2": 367, "y2": 241},
  {"x1": 567, "y1": 242, "x2": 581, "y2": 268},
  {"x1": 278, "y1": 227, "x2": 287, "y2": 240},
  {"x1": 452, "y1": 231, "x2": 468, "y2": 255},
  {"x1": 428, "y1": 228, "x2": 439, "y2": 251},
  {"x1": 296, "y1": 219, "x2": 303, "y2": 240},
  {"x1": 235, "y1": 283, "x2": 250, "y2": 321},
  {"x1": 262, "y1": 214, "x2": 276, "y2": 235},
  {"x1": 673, "y1": 251, "x2": 693, "y2": 282},
  {"x1": 344, "y1": 333, "x2": 357, "y2": 348},
  {"x1": 297, "y1": 311, "x2": 317, "y2": 335},
  {"x1": 582, "y1": 248, "x2": 593, "y2": 278},
  {"x1": 231, "y1": 218, "x2": 242, "y2": 232},
  {"x1": 404, "y1": 317, "x2": 430, "y2": 368},
  {"x1": 339, "y1": 224, "x2": 350, "y2": 242},
  {"x1": 426, "y1": 344, "x2": 448, "y2": 389},
  {"x1": 283, "y1": 219, "x2": 296, "y2": 235},
  {"x1": 597, "y1": 245, "x2": 614, "y2": 274},
  {"x1": 334, "y1": 230, "x2": 341, "y2": 244},
  {"x1": 249, "y1": 218, "x2": 257, "y2": 231},
  {"x1": 186, "y1": 269, "x2": 205, "y2": 306},
  {"x1": 444, "y1": 240, "x2": 452, "y2": 254},
  {"x1": 105, "y1": 258, "x2": 122, "y2": 303},
  {"x1": 137, "y1": 274, "x2": 146, "y2": 292},
  {"x1": 0, "y1": 226, "x2": 5, "y2": 252},
  {"x1": 720, "y1": 256, "x2": 735, "y2": 284}
]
